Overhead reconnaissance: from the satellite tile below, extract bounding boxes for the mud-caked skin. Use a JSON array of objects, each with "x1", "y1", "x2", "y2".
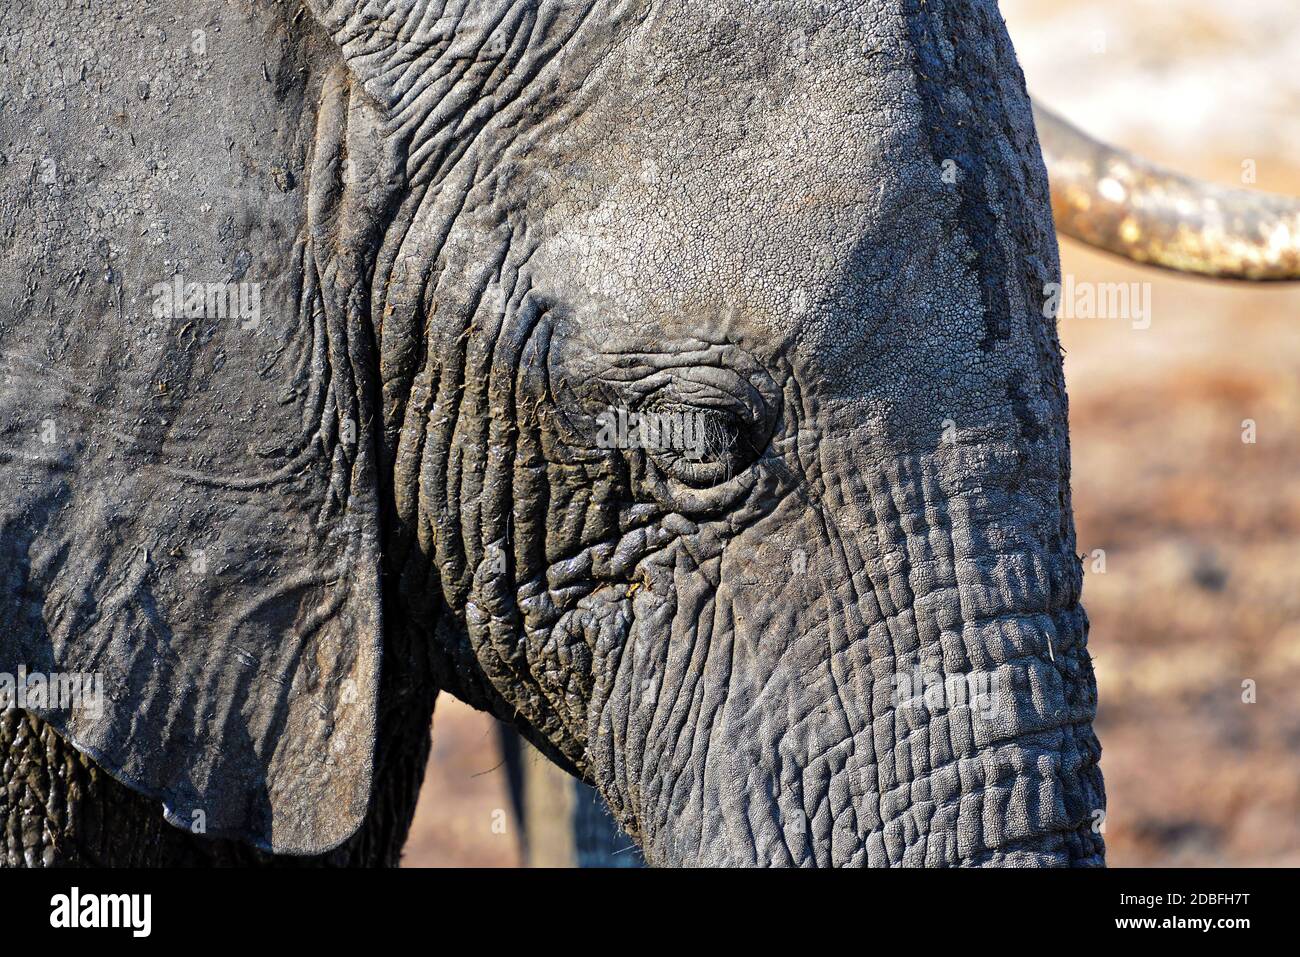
[{"x1": 0, "y1": 0, "x2": 1104, "y2": 866}]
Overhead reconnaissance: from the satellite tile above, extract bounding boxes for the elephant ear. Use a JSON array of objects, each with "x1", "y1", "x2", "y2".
[{"x1": 0, "y1": 9, "x2": 403, "y2": 853}]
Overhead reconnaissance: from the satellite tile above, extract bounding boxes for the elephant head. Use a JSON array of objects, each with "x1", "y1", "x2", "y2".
[{"x1": 0, "y1": 0, "x2": 1109, "y2": 865}]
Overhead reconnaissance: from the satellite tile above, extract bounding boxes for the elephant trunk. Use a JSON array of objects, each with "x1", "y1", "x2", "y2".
[{"x1": 595, "y1": 427, "x2": 1106, "y2": 867}]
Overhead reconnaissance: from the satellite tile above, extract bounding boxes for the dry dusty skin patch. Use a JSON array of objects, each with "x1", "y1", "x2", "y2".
[{"x1": 403, "y1": 0, "x2": 1300, "y2": 866}]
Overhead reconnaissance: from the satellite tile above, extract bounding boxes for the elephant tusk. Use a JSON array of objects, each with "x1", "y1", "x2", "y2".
[{"x1": 1033, "y1": 102, "x2": 1300, "y2": 281}]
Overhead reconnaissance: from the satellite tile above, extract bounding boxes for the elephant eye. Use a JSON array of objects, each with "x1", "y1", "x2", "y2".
[
  {"x1": 582, "y1": 350, "x2": 782, "y2": 493},
  {"x1": 639, "y1": 402, "x2": 754, "y2": 487}
]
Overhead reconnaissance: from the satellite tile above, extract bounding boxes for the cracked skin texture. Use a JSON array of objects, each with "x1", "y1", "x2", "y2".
[{"x1": 0, "y1": 0, "x2": 1103, "y2": 866}]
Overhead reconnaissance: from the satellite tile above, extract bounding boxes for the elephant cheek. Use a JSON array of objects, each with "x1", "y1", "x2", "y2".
[{"x1": 582, "y1": 478, "x2": 1105, "y2": 867}]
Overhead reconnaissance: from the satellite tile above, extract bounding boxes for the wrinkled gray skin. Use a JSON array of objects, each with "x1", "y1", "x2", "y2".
[{"x1": 0, "y1": 0, "x2": 1104, "y2": 866}]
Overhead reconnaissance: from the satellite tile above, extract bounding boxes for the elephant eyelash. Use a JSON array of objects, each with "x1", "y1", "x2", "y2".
[{"x1": 636, "y1": 403, "x2": 752, "y2": 487}]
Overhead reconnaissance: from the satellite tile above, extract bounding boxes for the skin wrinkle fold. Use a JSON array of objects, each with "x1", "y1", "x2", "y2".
[{"x1": 654, "y1": 547, "x2": 725, "y2": 836}]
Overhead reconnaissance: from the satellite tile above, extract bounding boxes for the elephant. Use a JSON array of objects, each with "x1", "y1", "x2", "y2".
[{"x1": 1, "y1": 0, "x2": 1293, "y2": 867}]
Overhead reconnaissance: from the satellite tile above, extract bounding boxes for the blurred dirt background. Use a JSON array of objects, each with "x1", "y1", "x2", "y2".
[{"x1": 402, "y1": 0, "x2": 1300, "y2": 867}]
